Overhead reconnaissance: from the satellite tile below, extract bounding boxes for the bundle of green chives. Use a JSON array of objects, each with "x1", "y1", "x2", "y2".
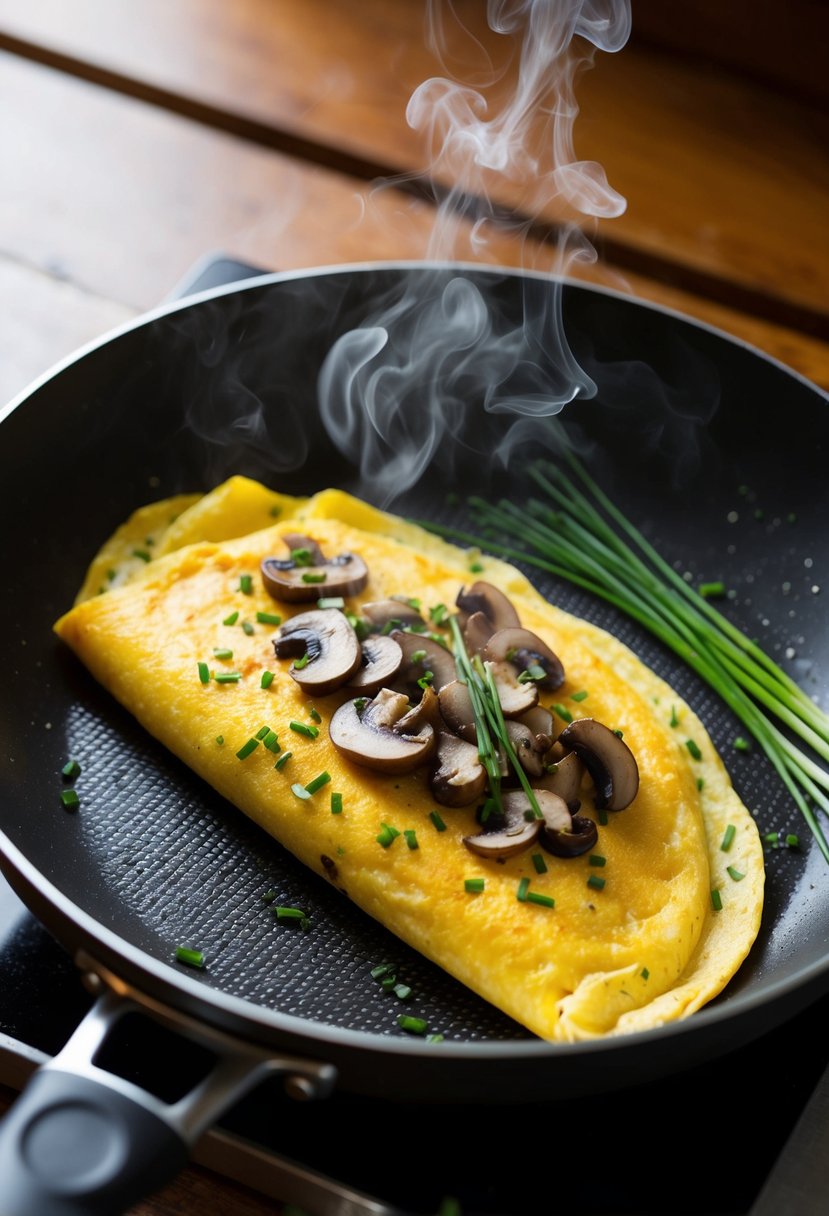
[{"x1": 429, "y1": 452, "x2": 829, "y2": 864}]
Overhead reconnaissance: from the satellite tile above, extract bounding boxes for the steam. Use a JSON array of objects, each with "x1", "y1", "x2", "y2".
[{"x1": 318, "y1": 0, "x2": 633, "y2": 502}]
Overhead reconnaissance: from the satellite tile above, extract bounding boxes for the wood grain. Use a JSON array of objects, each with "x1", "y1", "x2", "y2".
[{"x1": 0, "y1": 0, "x2": 826, "y2": 333}]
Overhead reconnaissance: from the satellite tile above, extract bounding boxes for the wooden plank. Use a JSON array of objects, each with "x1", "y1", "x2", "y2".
[
  {"x1": 0, "y1": 0, "x2": 826, "y2": 334},
  {"x1": 0, "y1": 56, "x2": 826, "y2": 394}
]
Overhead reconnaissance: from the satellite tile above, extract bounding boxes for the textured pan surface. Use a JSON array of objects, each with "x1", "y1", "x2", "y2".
[{"x1": 0, "y1": 265, "x2": 826, "y2": 1093}]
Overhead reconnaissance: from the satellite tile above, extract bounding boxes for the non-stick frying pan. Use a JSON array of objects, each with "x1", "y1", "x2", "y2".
[{"x1": 0, "y1": 262, "x2": 826, "y2": 1215}]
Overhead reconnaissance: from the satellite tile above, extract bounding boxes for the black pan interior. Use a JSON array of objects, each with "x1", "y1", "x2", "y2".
[{"x1": 1, "y1": 264, "x2": 827, "y2": 1097}]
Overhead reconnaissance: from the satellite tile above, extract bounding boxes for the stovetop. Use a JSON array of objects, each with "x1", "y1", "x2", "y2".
[{"x1": 1, "y1": 255, "x2": 827, "y2": 1216}]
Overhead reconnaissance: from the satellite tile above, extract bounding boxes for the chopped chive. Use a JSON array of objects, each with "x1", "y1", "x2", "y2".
[
  {"x1": 293, "y1": 653, "x2": 311, "y2": 670},
  {"x1": 242, "y1": 620, "x2": 255, "y2": 636},
  {"x1": 552, "y1": 702, "x2": 573, "y2": 723},
  {"x1": 215, "y1": 735, "x2": 224, "y2": 745},
  {"x1": 570, "y1": 689, "x2": 589, "y2": 702},
  {"x1": 727, "y1": 865, "x2": 746, "y2": 881},
  {"x1": 174, "y1": 946, "x2": 205, "y2": 968},
  {"x1": 381, "y1": 975, "x2": 397, "y2": 992},
  {"x1": 262, "y1": 730, "x2": 280, "y2": 753},
  {"x1": 290, "y1": 721, "x2": 319, "y2": 739},
  {"x1": 587, "y1": 874, "x2": 606, "y2": 891},
  {"x1": 370, "y1": 963, "x2": 394, "y2": 980},
  {"x1": 426, "y1": 1034, "x2": 445, "y2": 1044},
  {"x1": 785, "y1": 833, "x2": 800, "y2": 848},
  {"x1": 733, "y1": 736, "x2": 751, "y2": 752},
  {"x1": 531, "y1": 853, "x2": 548, "y2": 874},
  {"x1": 197, "y1": 661, "x2": 210, "y2": 684},
  {"x1": 132, "y1": 548, "x2": 151, "y2": 563},
  {"x1": 213, "y1": 647, "x2": 233, "y2": 660},
  {"x1": 301, "y1": 572, "x2": 327, "y2": 584},
  {"x1": 404, "y1": 829, "x2": 419, "y2": 850},
  {"x1": 516, "y1": 877, "x2": 530, "y2": 902},
  {"x1": 588, "y1": 854, "x2": 606, "y2": 867},
  {"x1": 331, "y1": 792, "x2": 343, "y2": 814},
  {"x1": 239, "y1": 574, "x2": 253, "y2": 595},
  {"x1": 685, "y1": 738, "x2": 702, "y2": 760},
  {"x1": 397, "y1": 1015, "x2": 429, "y2": 1035},
  {"x1": 526, "y1": 891, "x2": 555, "y2": 908},
  {"x1": 316, "y1": 597, "x2": 345, "y2": 610},
  {"x1": 214, "y1": 671, "x2": 242, "y2": 684},
  {"x1": 393, "y1": 983, "x2": 413, "y2": 1002},
  {"x1": 289, "y1": 547, "x2": 314, "y2": 566},
  {"x1": 669, "y1": 705, "x2": 679, "y2": 728},
  {"x1": 222, "y1": 611, "x2": 239, "y2": 626},
  {"x1": 429, "y1": 810, "x2": 447, "y2": 832},
  {"x1": 260, "y1": 670, "x2": 275, "y2": 689},
  {"x1": 597, "y1": 808, "x2": 609, "y2": 826},
  {"x1": 764, "y1": 831, "x2": 779, "y2": 844},
  {"x1": 291, "y1": 782, "x2": 312, "y2": 800},
  {"x1": 720, "y1": 824, "x2": 736, "y2": 852},
  {"x1": 256, "y1": 725, "x2": 271, "y2": 740},
  {"x1": 236, "y1": 738, "x2": 260, "y2": 760},
  {"x1": 261, "y1": 888, "x2": 277, "y2": 904},
  {"x1": 309, "y1": 708, "x2": 322, "y2": 723},
  {"x1": 699, "y1": 581, "x2": 726, "y2": 599},
  {"x1": 376, "y1": 823, "x2": 400, "y2": 848},
  {"x1": 464, "y1": 878, "x2": 485, "y2": 893},
  {"x1": 61, "y1": 759, "x2": 81, "y2": 780},
  {"x1": 60, "y1": 789, "x2": 80, "y2": 811},
  {"x1": 641, "y1": 967, "x2": 650, "y2": 980},
  {"x1": 274, "y1": 751, "x2": 293, "y2": 770},
  {"x1": 305, "y1": 771, "x2": 331, "y2": 795},
  {"x1": 469, "y1": 561, "x2": 484, "y2": 573},
  {"x1": 711, "y1": 888, "x2": 723, "y2": 911},
  {"x1": 429, "y1": 603, "x2": 449, "y2": 625},
  {"x1": 696, "y1": 777, "x2": 705, "y2": 791},
  {"x1": 275, "y1": 906, "x2": 309, "y2": 928},
  {"x1": 256, "y1": 611, "x2": 282, "y2": 626}
]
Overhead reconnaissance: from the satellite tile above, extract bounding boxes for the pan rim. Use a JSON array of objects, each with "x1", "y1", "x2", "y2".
[{"x1": 2, "y1": 260, "x2": 828, "y2": 1069}]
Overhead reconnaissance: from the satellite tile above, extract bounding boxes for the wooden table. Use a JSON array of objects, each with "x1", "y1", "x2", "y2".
[{"x1": 1, "y1": 3, "x2": 827, "y2": 1213}]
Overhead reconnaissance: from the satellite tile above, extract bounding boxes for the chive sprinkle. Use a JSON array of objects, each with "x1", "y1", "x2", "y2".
[
  {"x1": 727, "y1": 866, "x2": 746, "y2": 881},
  {"x1": 214, "y1": 671, "x2": 242, "y2": 684},
  {"x1": 215, "y1": 736, "x2": 224, "y2": 745},
  {"x1": 371, "y1": 963, "x2": 394, "y2": 980},
  {"x1": 331, "y1": 792, "x2": 343, "y2": 814},
  {"x1": 305, "y1": 771, "x2": 331, "y2": 795},
  {"x1": 720, "y1": 824, "x2": 736, "y2": 852},
  {"x1": 301, "y1": 572, "x2": 326, "y2": 584},
  {"x1": 132, "y1": 548, "x2": 151, "y2": 562},
  {"x1": 685, "y1": 738, "x2": 702, "y2": 761},
  {"x1": 175, "y1": 946, "x2": 205, "y2": 968},
  {"x1": 222, "y1": 611, "x2": 239, "y2": 626},
  {"x1": 785, "y1": 833, "x2": 800, "y2": 848},
  {"x1": 429, "y1": 810, "x2": 447, "y2": 832},
  {"x1": 711, "y1": 888, "x2": 723, "y2": 911},
  {"x1": 465, "y1": 878, "x2": 485, "y2": 893},
  {"x1": 290, "y1": 547, "x2": 314, "y2": 566},
  {"x1": 309, "y1": 708, "x2": 322, "y2": 723},
  {"x1": 397, "y1": 1015, "x2": 429, "y2": 1035},
  {"x1": 242, "y1": 620, "x2": 255, "y2": 636},
  {"x1": 376, "y1": 823, "x2": 400, "y2": 848},
  {"x1": 317, "y1": 597, "x2": 345, "y2": 610},
  {"x1": 526, "y1": 891, "x2": 555, "y2": 908},
  {"x1": 60, "y1": 789, "x2": 80, "y2": 811},
  {"x1": 641, "y1": 967, "x2": 650, "y2": 980},
  {"x1": 290, "y1": 721, "x2": 319, "y2": 739},
  {"x1": 670, "y1": 705, "x2": 680, "y2": 728},
  {"x1": 261, "y1": 670, "x2": 275, "y2": 689},
  {"x1": 733, "y1": 736, "x2": 751, "y2": 752},
  {"x1": 236, "y1": 738, "x2": 260, "y2": 760},
  {"x1": 275, "y1": 751, "x2": 293, "y2": 770},
  {"x1": 588, "y1": 854, "x2": 607, "y2": 867},
  {"x1": 293, "y1": 653, "x2": 310, "y2": 670},
  {"x1": 531, "y1": 853, "x2": 548, "y2": 874},
  {"x1": 262, "y1": 730, "x2": 280, "y2": 753},
  {"x1": 256, "y1": 611, "x2": 282, "y2": 626},
  {"x1": 699, "y1": 581, "x2": 726, "y2": 599},
  {"x1": 393, "y1": 984, "x2": 413, "y2": 1002},
  {"x1": 61, "y1": 759, "x2": 81, "y2": 780},
  {"x1": 587, "y1": 874, "x2": 606, "y2": 891},
  {"x1": 239, "y1": 574, "x2": 253, "y2": 595},
  {"x1": 552, "y1": 703, "x2": 573, "y2": 723},
  {"x1": 404, "y1": 829, "x2": 419, "y2": 850},
  {"x1": 197, "y1": 661, "x2": 210, "y2": 684},
  {"x1": 213, "y1": 647, "x2": 233, "y2": 660},
  {"x1": 275, "y1": 906, "x2": 309, "y2": 928},
  {"x1": 291, "y1": 782, "x2": 312, "y2": 800},
  {"x1": 516, "y1": 877, "x2": 530, "y2": 902},
  {"x1": 255, "y1": 725, "x2": 270, "y2": 740},
  {"x1": 570, "y1": 689, "x2": 589, "y2": 702}
]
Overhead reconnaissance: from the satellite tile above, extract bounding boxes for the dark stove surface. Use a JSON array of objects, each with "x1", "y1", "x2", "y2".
[{"x1": 1, "y1": 256, "x2": 827, "y2": 1216}]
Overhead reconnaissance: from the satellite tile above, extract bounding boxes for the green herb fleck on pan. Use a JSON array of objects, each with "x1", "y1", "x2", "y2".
[{"x1": 175, "y1": 946, "x2": 205, "y2": 969}]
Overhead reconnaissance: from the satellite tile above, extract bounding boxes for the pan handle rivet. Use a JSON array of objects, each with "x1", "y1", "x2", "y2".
[{"x1": 284, "y1": 1075, "x2": 316, "y2": 1102}]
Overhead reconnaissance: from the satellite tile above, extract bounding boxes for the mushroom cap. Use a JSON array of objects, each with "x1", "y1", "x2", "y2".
[
  {"x1": 463, "y1": 789, "x2": 542, "y2": 860},
  {"x1": 329, "y1": 688, "x2": 435, "y2": 774},
  {"x1": 261, "y1": 537, "x2": 369, "y2": 603},
  {"x1": 504, "y1": 718, "x2": 548, "y2": 778},
  {"x1": 482, "y1": 627, "x2": 565, "y2": 691},
  {"x1": 558, "y1": 718, "x2": 640, "y2": 811},
  {"x1": 361, "y1": 598, "x2": 426, "y2": 631},
  {"x1": 437, "y1": 679, "x2": 477, "y2": 743},
  {"x1": 487, "y1": 659, "x2": 539, "y2": 717},
  {"x1": 535, "y1": 750, "x2": 585, "y2": 807},
  {"x1": 273, "y1": 608, "x2": 362, "y2": 695},
  {"x1": 346, "y1": 634, "x2": 404, "y2": 694},
  {"x1": 462, "y1": 610, "x2": 496, "y2": 655},
  {"x1": 391, "y1": 630, "x2": 457, "y2": 696},
  {"x1": 456, "y1": 581, "x2": 521, "y2": 631},
  {"x1": 541, "y1": 812, "x2": 599, "y2": 858},
  {"x1": 430, "y1": 730, "x2": 487, "y2": 807}
]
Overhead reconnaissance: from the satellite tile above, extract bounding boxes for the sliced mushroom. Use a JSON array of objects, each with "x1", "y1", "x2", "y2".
[
  {"x1": 456, "y1": 581, "x2": 521, "y2": 631},
  {"x1": 535, "y1": 790, "x2": 599, "y2": 858},
  {"x1": 504, "y1": 719, "x2": 548, "y2": 778},
  {"x1": 482, "y1": 627, "x2": 565, "y2": 691},
  {"x1": 438, "y1": 679, "x2": 476, "y2": 743},
  {"x1": 488, "y1": 660, "x2": 539, "y2": 717},
  {"x1": 361, "y1": 599, "x2": 426, "y2": 632},
  {"x1": 463, "y1": 789, "x2": 541, "y2": 860},
  {"x1": 346, "y1": 634, "x2": 403, "y2": 694},
  {"x1": 391, "y1": 630, "x2": 457, "y2": 697},
  {"x1": 558, "y1": 718, "x2": 639, "y2": 811},
  {"x1": 462, "y1": 610, "x2": 496, "y2": 655},
  {"x1": 273, "y1": 609, "x2": 362, "y2": 695},
  {"x1": 430, "y1": 730, "x2": 487, "y2": 807},
  {"x1": 516, "y1": 705, "x2": 555, "y2": 752},
  {"x1": 261, "y1": 535, "x2": 369, "y2": 603},
  {"x1": 329, "y1": 688, "x2": 435, "y2": 773},
  {"x1": 535, "y1": 750, "x2": 585, "y2": 808},
  {"x1": 396, "y1": 684, "x2": 441, "y2": 735}
]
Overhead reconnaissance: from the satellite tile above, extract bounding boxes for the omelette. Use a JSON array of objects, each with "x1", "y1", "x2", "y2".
[{"x1": 54, "y1": 476, "x2": 765, "y2": 1041}]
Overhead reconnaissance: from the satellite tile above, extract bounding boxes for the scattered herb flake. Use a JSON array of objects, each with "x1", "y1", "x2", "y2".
[
  {"x1": 175, "y1": 946, "x2": 205, "y2": 968},
  {"x1": 587, "y1": 874, "x2": 606, "y2": 891},
  {"x1": 330, "y1": 792, "x2": 343, "y2": 814},
  {"x1": 61, "y1": 759, "x2": 81, "y2": 780},
  {"x1": 60, "y1": 789, "x2": 80, "y2": 811},
  {"x1": 464, "y1": 878, "x2": 485, "y2": 894},
  {"x1": 256, "y1": 611, "x2": 282, "y2": 626},
  {"x1": 721, "y1": 824, "x2": 736, "y2": 852},
  {"x1": 197, "y1": 662, "x2": 211, "y2": 684},
  {"x1": 261, "y1": 670, "x2": 275, "y2": 689},
  {"x1": 236, "y1": 738, "x2": 260, "y2": 760},
  {"x1": 222, "y1": 611, "x2": 239, "y2": 626}
]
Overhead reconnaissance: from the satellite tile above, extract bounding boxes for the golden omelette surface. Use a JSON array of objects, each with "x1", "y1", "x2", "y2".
[{"x1": 54, "y1": 487, "x2": 764, "y2": 1041}]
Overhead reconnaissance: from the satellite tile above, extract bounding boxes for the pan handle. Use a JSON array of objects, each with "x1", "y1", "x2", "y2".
[{"x1": 0, "y1": 977, "x2": 336, "y2": 1216}]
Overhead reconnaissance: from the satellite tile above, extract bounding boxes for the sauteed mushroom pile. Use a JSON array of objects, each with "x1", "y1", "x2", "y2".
[{"x1": 264, "y1": 534, "x2": 639, "y2": 863}]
